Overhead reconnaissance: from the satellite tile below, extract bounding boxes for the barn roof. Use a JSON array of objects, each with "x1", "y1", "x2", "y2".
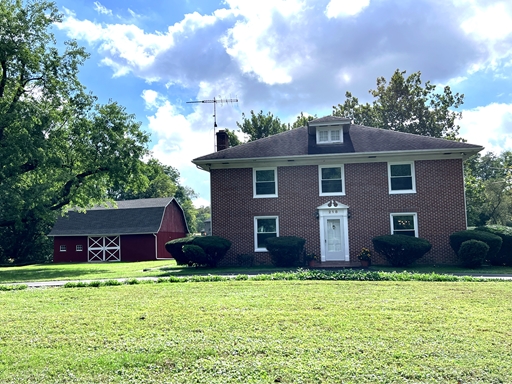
[{"x1": 48, "y1": 197, "x2": 185, "y2": 237}]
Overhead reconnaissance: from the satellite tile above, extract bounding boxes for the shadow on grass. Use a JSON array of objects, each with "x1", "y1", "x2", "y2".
[{"x1": 0, "y1": 265, "x2": 111, "y2": 284}]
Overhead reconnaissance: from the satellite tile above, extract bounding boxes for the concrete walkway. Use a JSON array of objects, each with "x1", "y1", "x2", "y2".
[{"x1": 6, "y1": 272, "x2": 512, "y2": 289}]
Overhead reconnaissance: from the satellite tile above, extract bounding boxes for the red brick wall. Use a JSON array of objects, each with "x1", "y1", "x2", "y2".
[{"x1": 210, "y1": 159, "x2": 466, "y2": 265}]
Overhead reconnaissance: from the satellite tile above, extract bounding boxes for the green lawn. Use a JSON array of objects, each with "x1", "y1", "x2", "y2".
[{"x1": 1, "y1": 281, "x2": 511, "y2": 383}]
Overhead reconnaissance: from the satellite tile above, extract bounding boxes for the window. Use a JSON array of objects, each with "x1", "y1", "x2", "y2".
[
  {"x1": 253, "y1": 168, "x2": 278, "y2": 198},
  {"x1": 317, "y1": 128, "x2": 343, "y2": 144},
  {"x1": 76, "y1": 245, "x2": 83, "y2": 252},
  {"x1": 59, "y1": 245, "x2": 66, "y2": 252},
  {"x1": 390, "y1": 213, "x2": 418, "y2": 237},
  {"x1": 388, "y1": 162, "x2": 416, "y2": 193},
  {"x1": 254, "y1": 216, "x2": 279, "y2": 251},
  {"x1": 319, "y1": 165, "x2": 345, "y2": 196}
]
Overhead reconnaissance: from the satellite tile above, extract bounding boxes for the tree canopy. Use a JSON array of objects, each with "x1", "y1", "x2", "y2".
[
  {"x1": 333, "y1": 69, "x2": 464, "y2": 139},
  {"x1": 236, "y1": 110, "x2": 289, "y2": 142},
  {"x1": 0, "y1": 0, "x2": 150, "y2": 263}
]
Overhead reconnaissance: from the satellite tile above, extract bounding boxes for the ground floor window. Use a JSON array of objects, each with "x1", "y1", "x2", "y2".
[
  {"x1": 390, "y1": 213, "x2": 418, "y2": 237},
  {"x1": 59, "y1": 245, "x2": 66, "y2": 252},
  {"x1": 76, "y1": 245, "x2": 83, "y2": 252},
  {"x1": 254, "y1": 216, "x2": 279, "y2": 251}
]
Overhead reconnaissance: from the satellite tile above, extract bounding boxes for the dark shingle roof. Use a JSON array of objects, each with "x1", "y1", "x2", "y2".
[
  {"x1": 48, "y1": 197, "x2": 174, "y2": 236},
  {"x1": 193, "y1": 124, "x2": 482, "y2": 162}
]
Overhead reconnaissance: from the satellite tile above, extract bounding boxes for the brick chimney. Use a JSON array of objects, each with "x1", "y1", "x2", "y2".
[{"x1": 216, "y1": 130, "x2": 229, "y2": 151}]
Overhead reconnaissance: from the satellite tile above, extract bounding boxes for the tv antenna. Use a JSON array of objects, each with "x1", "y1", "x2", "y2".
[{"x1": 187, "y1": 96, "x2": 238, "y2": 151}]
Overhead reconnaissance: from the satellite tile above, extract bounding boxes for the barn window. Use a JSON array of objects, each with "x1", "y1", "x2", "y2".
[
  {"x1": 60, "y1": 245, "x2": 66, "y2": 252},
  {"x1": 76, "y1": 245, "x2": 83, "y2": 252}
]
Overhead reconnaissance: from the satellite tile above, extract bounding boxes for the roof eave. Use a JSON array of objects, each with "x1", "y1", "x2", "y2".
[{"x1": 192, "y1": 146, "x2": 484, "y2": 170}]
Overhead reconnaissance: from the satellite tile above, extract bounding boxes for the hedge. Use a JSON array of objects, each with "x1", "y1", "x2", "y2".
[
  {"x1": 449, "y1": 230, "x2": 502, "y2": 263},
  {"x1": 265, "y1": 236, "x2": 306, "y2": 267},
  {"x1": 372, "y1": 234, "x2": 432, "y2": 267},
  {"x1": 474, "y1": 225, "x2": 512, "y2": 266}
]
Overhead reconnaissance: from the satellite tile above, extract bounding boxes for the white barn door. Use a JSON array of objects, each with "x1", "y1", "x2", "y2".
[{"x1": 88, "y1": 236, "x2": 121, "y2": 262}]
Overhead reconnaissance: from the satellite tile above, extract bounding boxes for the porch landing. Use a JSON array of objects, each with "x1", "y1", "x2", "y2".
[{"x1": 309, "y1": 261, "x2": 363, "y2": 268}]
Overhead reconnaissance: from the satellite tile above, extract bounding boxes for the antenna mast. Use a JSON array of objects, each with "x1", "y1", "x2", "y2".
[{"x1": 187, "y1": 96, "x2": 238, "y2": 151}]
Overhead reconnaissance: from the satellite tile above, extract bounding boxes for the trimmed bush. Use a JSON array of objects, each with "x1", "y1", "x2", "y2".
[
  {"x1": 165, "y1": 236, "x2": 231, "y2": 267},
  {"x1": 192, "y1": 236, "x2": 232, "y2": 267},
  {"x1": 474, "y1": 225, "x2": 512, "y2": 266},
  {"x1": 458, "y1": 239, "x2": 489, "y2": 268},
  {"x1": 183, "y1": 244, "x2": 208, "y2": 266},
  {"x1": 236, "y1": 253, "x2": 255, "y2": 267},
  {"x1": 164, "y1": 237, "x2": 194, "y2": 265},
  {"x1": 265, "y1": 236, "x2": 306, "y2": 267},
  {"x1": 449, "y1": 230, "x2": 502, "y2": 262},
  {"x1": 372, "y1": 234, "x2": 432, "y2": 267}
]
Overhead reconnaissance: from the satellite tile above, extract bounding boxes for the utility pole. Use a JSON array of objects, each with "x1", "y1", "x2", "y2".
[{"x1": 187, "y1": 97, "x2": 238, "y2": 151}]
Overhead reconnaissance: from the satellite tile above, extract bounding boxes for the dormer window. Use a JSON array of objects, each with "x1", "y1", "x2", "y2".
[{"x1": 316, "y1": 126, "x2": 343, "y2": 144}]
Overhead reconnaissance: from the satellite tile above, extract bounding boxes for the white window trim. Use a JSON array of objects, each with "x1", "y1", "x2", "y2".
[
  {"x1": 76, "y1": 245, "x2": 83, "y2": 252},
  {"x1": 388, "y1": 161, "x2": 416, "y2": 194},
  {"x1": 253, "y1": 167, "x2": 278, "y2": 198},
  {"x1": 59, "y1": 245, "x2": 66, "y2": 252},
  {"x1": 254, "y1": 216, "x2": 279, "y2": 252},
  {"x1": 316, "y1": 127, "x2": 343, "y2": 144},
  {"x1": 318, "y1": 165, "x2": 346, "y2": 196},
  {"x1": 390, "y1": 212, "x2": 418, "y2": 237}
]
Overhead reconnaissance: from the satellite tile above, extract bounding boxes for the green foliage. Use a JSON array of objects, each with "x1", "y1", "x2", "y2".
[
  {"x1": 290, "y1": 112, "x2": 317, "y2": 128},
  {"x1": 182, "y1": 244, "x2": 208, "y2": 265},
  {"x1": 458, "y1": 240, "x2": 489, "y2": 269},
  {"x1": 236, "y1": 110, "x2": 289, "y2": 142},
  {"x1": 192, "y1": 236, "x2": 232, "y2": 267},
  {"x1": 224, "y1": 128, "x2": 241, "y2": 147},
  {"x1": 0, "y1": 0, "x2": 149, "y2": 263},
  {"x1": 372, "y1": 234, "x2": 432, "y2": 267},
  {"x1": 165, "y1": 236, "x2": 231, "y2": 267},
  {"x1": 164, "y1": 237, "x2": 194, "y2": 265},
  {"x1": 333, "y1": 69, "x2": 464, "y2": 139},
  {"x1": 449, "y1": 229, "x2": 502, "y2": 262},
  {"x1": 265, "y1": 236, "x2": 306, "y2": 267},
  {"x1": 475, "y1": 225, "x2": 512, "y2": 265}
]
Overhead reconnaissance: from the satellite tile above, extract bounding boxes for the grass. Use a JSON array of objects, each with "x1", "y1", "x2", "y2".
[
  {"x1": 0, "y1": 280, "x2": 511, "y2": 383},
  {"x1": 2, "y1": 259, "x2": 512, "y2": 285}
]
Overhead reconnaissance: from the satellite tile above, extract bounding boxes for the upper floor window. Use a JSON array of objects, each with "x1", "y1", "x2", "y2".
[
  {"x1": 388, "y1": 162, "x2": 416, "y2": 194},
  {"x1": 317, "y1": 128, "x2": 343, "y2": 144},
  {"x1": 254, "y1": 216, "x2": 279, "y2": 252},
  {"x1": 390, "y1": 213, "x2": 418, "y2": 237},
  {"x1": 253, "y1": 168, "x2": 278, "y2": 198},
  {"x1": 319, "y1": 165, "x2": 345, "y2": 196}
]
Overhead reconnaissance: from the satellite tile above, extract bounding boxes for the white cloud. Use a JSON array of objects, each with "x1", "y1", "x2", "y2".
[
  {"x1": 461, "y1": 2, "x2": 512, "y2": 42},
  {"x1": 325, "y1": 0, "x2": 370, "y2": 18},
  {"x1": 93, "y1": 1, "x2": 112, "y2": 16},
  {"x1": 460, "y1": 103, "x2": 512, "y2": 154}
]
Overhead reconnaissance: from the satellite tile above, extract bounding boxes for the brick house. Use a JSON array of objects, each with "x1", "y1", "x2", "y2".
[
  {"x1": 48, "y1": 197, "x2": 189, "y2": 262},
  {"x1": 192, "y1": 116, "x2": 483, "y2": 266}
]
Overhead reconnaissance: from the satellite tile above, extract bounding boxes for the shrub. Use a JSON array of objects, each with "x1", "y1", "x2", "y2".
[
  {"x1": 265, "y1": 236, "x2": 306, "y2": 267},
  {"x1": 165, "y1": 237, "x2": 194, "y2": 265},
  {"x1": 183, "y1": 244, "x2": 208, "y2": 266},
  {"x1": 474, "y1": 225, "x2": 512, "y2": 266},
  {"x1": 165, "y1": 236, "x2": 231, "y2": 267},
  {"x1": 372, "y1": 234, "x2": 432, "y2": 267},
  {"x1": 458, "y1": 239, "x2": 489, "y2": 268},
  {"x1": 449, "y1": 230, "x2": 502, "y2": 262},
  {"x1": 236, "y1": 253, "x2": 255, "y2": 267},
  {"x1": 192, "y1": 236, "x2": 232, "y2": 267}
]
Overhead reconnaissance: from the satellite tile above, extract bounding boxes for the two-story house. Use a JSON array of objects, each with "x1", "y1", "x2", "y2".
[{"x1": 192, "y1": 116, "x2": 483, "y2": 266}]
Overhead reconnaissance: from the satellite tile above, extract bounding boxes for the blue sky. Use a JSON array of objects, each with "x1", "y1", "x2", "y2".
[{"x1": 52, "y1": 0, "x2": 512, "y2": 207}]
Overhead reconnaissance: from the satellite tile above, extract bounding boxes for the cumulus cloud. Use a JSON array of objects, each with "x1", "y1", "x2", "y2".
[
  {"x1": 460, "y1": 103, "x2": 512, "y2": 154},
  {"x1": 325, "y1": 0, "x2": 370, "y2": 18}
]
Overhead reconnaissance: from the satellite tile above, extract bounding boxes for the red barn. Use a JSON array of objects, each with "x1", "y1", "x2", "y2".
[{"x1": 48, "y1": 197, "x2": 189, "y2": 262}]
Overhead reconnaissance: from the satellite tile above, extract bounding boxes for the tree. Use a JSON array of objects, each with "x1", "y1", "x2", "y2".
[
  {"x1": 333, "y1": 69, "x2": 464, "y2": 139},
  {"x1": 0, "y1": 1, "x2": 149, "y2": 263},
  {"x1": 225, "y1": 128, "x2": 241, "y2": 147},
  {"x1": 290, "y1": 112, "x2": 317, "y2": 128},
  {"x1": 236, "y1": 110, "x2": 289, "y2": 142}
]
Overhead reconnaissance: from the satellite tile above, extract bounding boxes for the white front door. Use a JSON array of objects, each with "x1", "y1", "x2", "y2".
[
  {"x1": 317, "y1": 200, "x2": 350, "y2": 262},
  {"x1": 325, "y1": 218, "x2": 343, "y2": 261}
]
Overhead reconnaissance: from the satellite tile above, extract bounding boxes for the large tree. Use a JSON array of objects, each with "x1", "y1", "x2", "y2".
[
  {"x1": 0, "y1": 1, "x2": 150, "y2": 263},
  {"x1": 236, "y1": 110, "x2": 289, "y2": 142},
  {"x1": 333, "y1": 69, "x2": 464, "y2": 139}
]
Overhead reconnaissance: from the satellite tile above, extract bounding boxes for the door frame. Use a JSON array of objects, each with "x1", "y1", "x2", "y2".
[{"x1": 318, "y1": 200, "x2": 349, "y2": 262}]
